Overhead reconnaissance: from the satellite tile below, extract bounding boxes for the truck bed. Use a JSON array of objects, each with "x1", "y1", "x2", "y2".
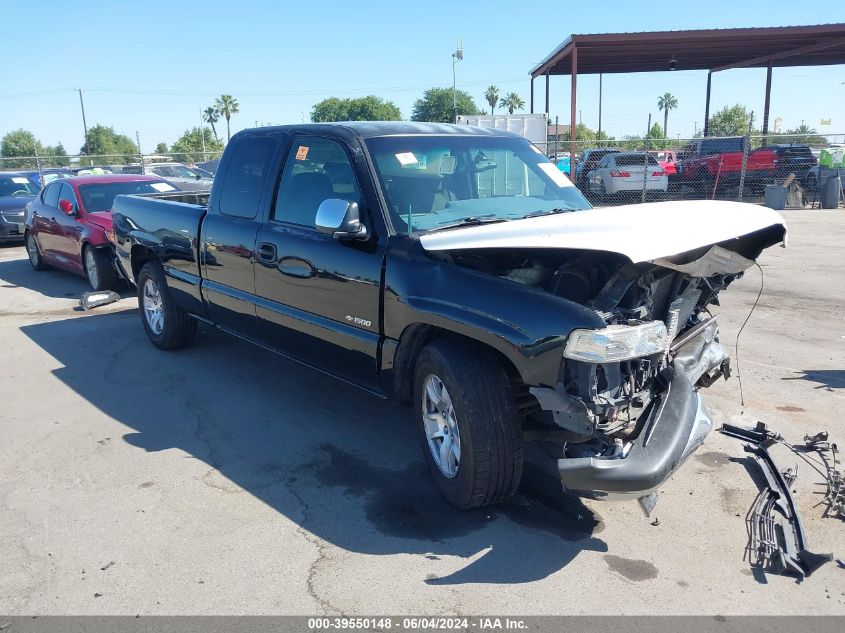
[{"x1": 112, "y1": 191, "x2": 208, "y2": 292}]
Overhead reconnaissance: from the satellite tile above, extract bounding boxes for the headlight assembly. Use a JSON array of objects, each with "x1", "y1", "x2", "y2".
[{"x1": 564, "y1": 321, "x2": 668, "y2": 363}]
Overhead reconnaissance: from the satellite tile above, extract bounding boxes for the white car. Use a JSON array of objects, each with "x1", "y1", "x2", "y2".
[{"x1": 589, "y1": 152, "x2": 668, "y2": 197}]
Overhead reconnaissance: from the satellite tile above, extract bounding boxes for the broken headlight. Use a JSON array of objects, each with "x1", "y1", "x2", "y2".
[{"x1": 564, "y1": 321, "x2": 668, "y2": 363}]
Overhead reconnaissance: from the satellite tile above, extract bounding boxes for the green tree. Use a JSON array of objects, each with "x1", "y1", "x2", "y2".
[
  {"x1": 310, "y1": 95, "x2": 401, "y2": 122},
  {"x1": 646, "y1": 122, "x2": 669, "y2": 150},
  {"x1": 170, "y1": 127, "x2": 224, "y2": 163},
  {"x1": 82, "y1": 125, "x2": 138, "y2": 163},
  {"x1": 779, "y1": 125, "x2": 827, "y2": 146},
  {"x1": 202, "y1": 106, "x2": 220, "y2": 142},
  {"x1": 499, "y1": 92, "x2": 525, "y2": 115},
  {"x1": 0, "y1": 129, "x2": 43, "y2": 168},
  {"x1": 707, "y1": 104, "x2": 753, "y2": 137},
  {"x1": 484, "y1": 85, "x2": 499, "y2": 115},
  {"x1": 411, "y1": 87, "x2": 482, "y2": 123},
  {"x1": 214, "y1": 95, "x2": 240, "y2": 142},
  {"x1": 43, "y1": 142, "x2": 70, "y2": 167},
  {"x1": 657, "y1": 92, "x2": 678, "y2": 136},
  {"x1": 155, "y1": 142, "x2": 169, "y2": 154}
]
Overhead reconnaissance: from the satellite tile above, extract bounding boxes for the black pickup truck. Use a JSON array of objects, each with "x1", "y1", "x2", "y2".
[{"x1": 112, "y1": 122, "x2": 786, "y2": 513}]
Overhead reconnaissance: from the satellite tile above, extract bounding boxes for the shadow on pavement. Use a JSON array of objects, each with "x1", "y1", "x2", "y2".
[
  {"x1": 783, "y1": 369, "x2": 845, "y2": 391},
  {"x1": 21, "y1": 311, "x2": 606, "y2": 585},
  {"x1": 0, "y1": 249, "x2": 132, "y2": 301}
]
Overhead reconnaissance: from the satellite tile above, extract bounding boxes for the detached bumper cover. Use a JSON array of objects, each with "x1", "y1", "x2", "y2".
[{"x1": 558, "y1": 363, "x2": 712, "y2": 498}]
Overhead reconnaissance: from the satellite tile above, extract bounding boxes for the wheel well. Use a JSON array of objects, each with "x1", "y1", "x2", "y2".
[
  {"x1": 392, "y1": 324, "x2": 524, "y2": 404},
  {"x1": 131, "y1": 245, "x2": 158, "y2": 280}
]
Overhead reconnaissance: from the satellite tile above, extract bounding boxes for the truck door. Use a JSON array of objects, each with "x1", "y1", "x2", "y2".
[
  {"x1": 200, "y1": 133, "x2": 280, "y2": 338},
  {"x1": 253, "y1": 135, "x2": 385, "y2": 391}
]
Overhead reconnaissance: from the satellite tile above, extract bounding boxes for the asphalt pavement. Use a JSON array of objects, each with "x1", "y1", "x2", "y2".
[{"x1": 1, "y1": 209, "x2": 843, "y2": 614}]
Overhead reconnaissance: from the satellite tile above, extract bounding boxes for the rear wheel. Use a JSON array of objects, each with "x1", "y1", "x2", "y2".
[
  {"x1": 413, "y1": 338, "x2": 523, "y2": 509},
  {"x1": 137, "y1": 260, "x2": 197, "y2": 350},
  {"x1": 25, "y1": 232, "x2": 47, "y2": 271},
  {"x1": 83, "y1": 245, "x2": 118, "y2": 291}
]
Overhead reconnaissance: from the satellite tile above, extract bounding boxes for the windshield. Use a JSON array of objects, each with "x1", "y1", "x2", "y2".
[
  {"x1": 78, "y1": 180, "x2": 176, "y2": 212},
  {"x1": 171, "y1": 165, "x2": 200, "y2": 178},
  {"x1": 365, "y1": 135, "x2": 591, "y2": 234},
  {"x1": 0, "y1": 176, "x2": 38, "y2": 197}
]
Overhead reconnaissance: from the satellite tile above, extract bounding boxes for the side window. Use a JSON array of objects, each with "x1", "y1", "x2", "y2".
[
  {"x1": 272, "y1": 137, "x2": 361, "y2": 227},
  {"x1": 42, "y1": 182, "x2": 61, "y2": 207},
  {"x1": 218, "y1": 136, "x2": 277, "y2": 219},
  {"x1": 59, "y1": 183, "x2": 79, "y2": 209}
]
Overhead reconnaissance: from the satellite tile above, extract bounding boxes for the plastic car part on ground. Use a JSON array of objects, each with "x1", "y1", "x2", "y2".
[
  {"x1": 720, "y1": 422, "x2": 833, "y2": 578},
  {"x1": 79, "y1": 290, "x2": 121, "y2": 310}
]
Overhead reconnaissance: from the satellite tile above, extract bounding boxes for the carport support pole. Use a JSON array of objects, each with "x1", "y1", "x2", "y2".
[
  {"x1": 761, "y1": 61, "x2": 773, "y2": 146},
  {"x1": 545, "y1": 71, "x2": 550, "y2": 115},
  {"x1": 703, "y1": 72, "x2": 712, "y2": 137},
  {"x1": 530, "y1": 76, "x2": 534, "y2": 113},
  {"x1": 570, "y1": 47, "x2": 578, "y2": 170}
]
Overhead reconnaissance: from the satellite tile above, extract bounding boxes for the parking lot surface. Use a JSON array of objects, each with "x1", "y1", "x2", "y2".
[{"x1": 1, "y1": 209, "x2": 843, "y2": 615}]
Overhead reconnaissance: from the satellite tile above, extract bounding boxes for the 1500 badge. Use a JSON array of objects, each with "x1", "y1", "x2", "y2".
[{"x1": 345, "y1": 315, "x2": 372, "y2": 327}]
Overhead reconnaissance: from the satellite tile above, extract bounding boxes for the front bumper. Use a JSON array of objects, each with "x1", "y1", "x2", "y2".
[
  {"x1": 557, "y1": 363, "x2": 712, "y2": 499},
  {"x1": 0, "y1": 211, "x2": 26, "y2": 242}
]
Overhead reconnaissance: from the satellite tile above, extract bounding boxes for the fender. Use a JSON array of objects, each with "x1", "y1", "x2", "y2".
[{"x1": 382, "y1": 241, "x2": 605, "y2": 388}]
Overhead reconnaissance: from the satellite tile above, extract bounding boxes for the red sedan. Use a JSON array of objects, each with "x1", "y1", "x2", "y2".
[{"x1": 24, "y1": 175, "x2": 178, "y2": 290}]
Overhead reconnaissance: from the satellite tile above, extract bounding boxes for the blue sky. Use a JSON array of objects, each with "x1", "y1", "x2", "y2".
[{"x1": 1, "y1": 0, "x2": 843, "y2": 153}]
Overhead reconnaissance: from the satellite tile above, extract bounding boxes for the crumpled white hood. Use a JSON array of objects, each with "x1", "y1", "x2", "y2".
[{"x1": 419, "y1": 200, "x2": 786, "y2": 263}]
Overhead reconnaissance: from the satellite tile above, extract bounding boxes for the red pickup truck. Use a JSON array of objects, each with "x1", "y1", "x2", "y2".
[{"x1": 677, "y1": 137, "x2": 776, "y2": 196}]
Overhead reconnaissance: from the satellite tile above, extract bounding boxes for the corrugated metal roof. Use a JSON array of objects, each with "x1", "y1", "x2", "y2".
[{"x1": 530, "y1": 23, "x2": 845, "y2": 76}]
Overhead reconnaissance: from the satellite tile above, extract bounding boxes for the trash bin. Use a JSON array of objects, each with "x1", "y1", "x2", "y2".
[
  {"x1": 820, "y1": 175, "x2": 842, "y2": 209},
  {"x1": 764, "y1": 184, "x2": 786, "y2": 210}
]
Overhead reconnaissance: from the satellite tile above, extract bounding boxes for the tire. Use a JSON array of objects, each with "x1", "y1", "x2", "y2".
[
  {"x1": 413, "y1": 338, "x2": 523, "y2": 509},
  {"x1": 137, "y1": 260, "x2": 197, "y2": 350},
  {"x1": 83, "y1": 244, "x2": 118, "y2": 291},
  {"x1": 25, "y1": 232, "x2": 47, "y2": 271}
]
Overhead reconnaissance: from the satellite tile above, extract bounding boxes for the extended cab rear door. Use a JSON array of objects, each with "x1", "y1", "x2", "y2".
[
  {"x1": 200, "y1": 132, "x2": 283, "y2": 337},
  {"x1": 253, "y1": 134, "x2": 387, "y2": 392}
]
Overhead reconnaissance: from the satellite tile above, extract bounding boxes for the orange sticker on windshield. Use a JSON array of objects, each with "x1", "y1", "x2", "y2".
[{"x1": 295, "y1": 145, "x2": 309, "y2": 160}]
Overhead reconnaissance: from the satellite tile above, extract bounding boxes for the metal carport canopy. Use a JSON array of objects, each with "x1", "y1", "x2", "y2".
[{"x1": 529, "y1": 23, "x2": 845, "y2": 144}]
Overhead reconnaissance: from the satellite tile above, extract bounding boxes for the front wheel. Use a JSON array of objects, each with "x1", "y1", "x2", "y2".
[
  {"x1": 25, "y1": 232, "x2": 47, "y2": 271},
  {"x1": 413, "y1": 338, "x2": 523, "y2": 509},
  {"x1": 83, "y1": 245, "x2": 118, "y2": 291},
  {"x1": 137, "y1": 261, "x2": 197, "y2": 350}
]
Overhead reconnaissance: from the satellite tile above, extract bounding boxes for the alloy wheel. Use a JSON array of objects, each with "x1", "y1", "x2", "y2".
[
  {"x1": 142, "y1": 278, "x2": 164, "y2": 335},
  {"x1": 421, "y1": 373, "x2": 461, "y2": 478}
]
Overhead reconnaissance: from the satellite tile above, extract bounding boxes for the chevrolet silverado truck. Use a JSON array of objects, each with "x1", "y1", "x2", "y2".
[{"x1": 112, "y1": 122, "x2": 786, "y2": 513}]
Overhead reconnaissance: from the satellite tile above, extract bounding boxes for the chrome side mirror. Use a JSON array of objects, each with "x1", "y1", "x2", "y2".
[{"x1": 315, "y1": 198, "x2": 368, "y2": 241}]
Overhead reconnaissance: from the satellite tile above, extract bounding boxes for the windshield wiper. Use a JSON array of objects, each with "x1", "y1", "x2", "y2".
[
  {"x1": 429, "y1": 215, "x2": 508, "y2": 232},
  {"x1": 522, "y1": 207, "x2": 576, "y2": 218}
]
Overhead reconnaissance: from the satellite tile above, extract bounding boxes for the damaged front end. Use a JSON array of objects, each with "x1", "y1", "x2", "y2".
[
  {"x1": 529, "y1": 244, "x2": 770, "y2": 509},
  {"x1": 427, "y1": 209, "x2": 786, "y2": 510}
]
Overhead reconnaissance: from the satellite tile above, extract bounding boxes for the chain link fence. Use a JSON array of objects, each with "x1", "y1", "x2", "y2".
[
  {"x1": 0, "y1": 151, "x2": 224, "y2": 182},
  {"x1": 2, "y1": 134, "x2": 843, "y2": 209},
  {"x1": 538, "y1": 132, "x2": 844, "y2": 209}
]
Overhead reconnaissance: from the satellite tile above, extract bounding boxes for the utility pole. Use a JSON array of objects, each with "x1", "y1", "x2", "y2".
[
  {"x1": 136, "y1": 131, "x2": 143, "y2": 168},
  {"x1": 200, "y1": 109, "x2": 206, "y2": 159},
  {"x1": 78, "y1": 89, "x2": 90, "y2": 165},
  {"x1": 451, "y1": 38, "x2": 463, "y2": 123},
  {"x1": 642, "y1": 113, "x2": 651, "y2": 204}
]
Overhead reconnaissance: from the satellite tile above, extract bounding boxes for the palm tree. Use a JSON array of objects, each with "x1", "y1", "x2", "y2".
[
  {"x1": 499, "y1": 92, "x2": 525, "y2": 115},
  {"x1": 202, "y1": 106, "x2": 220, "y2": 142},
  {"x1": 214, "y1": 95, "x2": 240, "y2": 142},
  {"x1": 657, "y1": 92, "x2": 678, "y2": 136},
  {"x1": 484, "y1": 85, "x2": 500, "y2": 115}
]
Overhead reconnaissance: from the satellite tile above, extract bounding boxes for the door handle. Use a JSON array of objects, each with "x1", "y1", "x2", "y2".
[
  {"x1": 256, "y1": 242, "x2": 277, "y2": 264},
  {"x1": 279, "y1": 256, "x2": 316, "y2": 279}
]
